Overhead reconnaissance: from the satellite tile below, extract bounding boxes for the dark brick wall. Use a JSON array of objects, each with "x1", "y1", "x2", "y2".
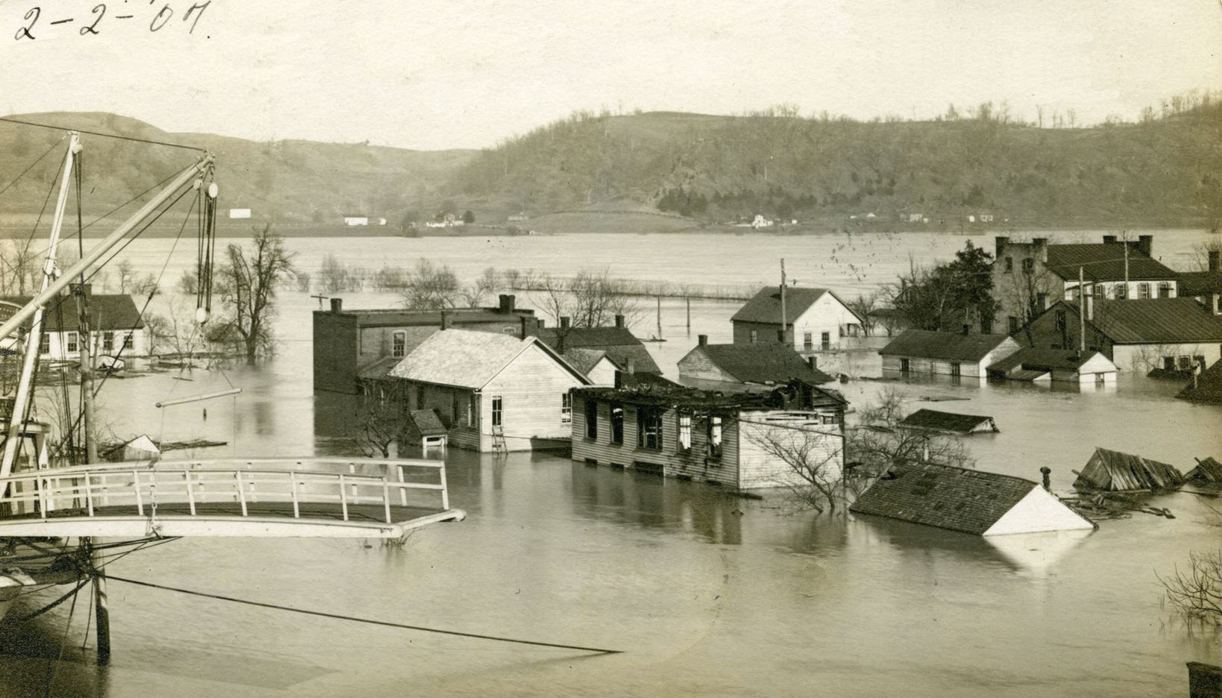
[{"x1": 313, "y1": 311, "x2": 359, "y2": 393}]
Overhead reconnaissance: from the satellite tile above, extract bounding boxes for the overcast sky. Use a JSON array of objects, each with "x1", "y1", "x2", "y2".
[{"x1": 2, "y1": 0, "x2": 1219, "y2": 150}]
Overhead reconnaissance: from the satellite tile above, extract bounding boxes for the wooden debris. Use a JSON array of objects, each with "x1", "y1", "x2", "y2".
[
  {"x1": 1072, "y1": 447, "x2": 1184, "y2": 493},
  {"x1": 1186, "y1": 456, "x2": 1222, "y2": 484}
]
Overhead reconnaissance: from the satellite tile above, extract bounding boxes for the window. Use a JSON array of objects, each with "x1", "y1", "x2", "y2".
[
  {"x1": 1004, "y1": 256, "x2": 1013, "y2": 273},
  {"x1": 40, "y1": 333, "x2": 50, "y2": 355},
  {"x1": 585, "y1": 399, "x2": 598, "y2": 439},
  {"x1": 1163, "y1": 357, "x2": 1176, "y2": 371},
  {"x1": 678, "y1": 414, "x2": 692, "y2": 452},
  {"x1": 122, "y1": 332, "x2": 133, "y2": 350},
  {"x1": 821, "y1": 332, "x2": 831, "y2": 350},
  {"x1": 1137, "y1": 283, "x2": 1150, "y2": 299},
  {"x1": 1114, "y1": 283, "x2": 1128, "y2": 299},
  {"x1": 102, "y1": 331, "x2": 114, "y2": 353},
  {"x1": 610, "y1": 404, "x2": 624, "y2": 444},
  {"x1": 391, "y1": 331, "x2": 406, "y2": 358},
  {"x1": 803, "y1": 332, "x2": 813, "y2": 350},
  {"x1": 1008, "y1": 316, "x2": 1019, "y2": 334},
  {"x1": 561, "y1": 393, "x2": 572, "y2": 424},
  {"x1": 749, "y1": 329, "x2": 758, "y2": 344},
  {"x1": 66, "y1": 331, "x2": 79, "y2": 353},
  {"x1": 1021, "y1": 258, "x2": 1034, "y2": 274},
  {"x1": 1178, "y1": 356, "x2": 1192, "y2": 371},
  {"x1": 491, "y1": 396, "x2": 503, "y2": 427},
  {"x1": 707, "y1": 416, "x2": 723, "y2": 460},
  {"x1": 1158, "y1": 282, "x2": 1172, "y2": 298},
  {"x1": 637, "y1": 408, "x2": 662, "y2": 450},
  {"x1": 950, "y1": 362, "x2": 961, "y2": 377},
  {"x1": 1092, "y1": 283, "x2": 1104, "y2": 299}
]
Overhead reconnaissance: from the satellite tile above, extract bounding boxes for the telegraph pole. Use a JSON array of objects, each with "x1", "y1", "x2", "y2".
[
  {"x1": 1078, "y1": 266, "x2": 1086, "y2": 352},
  {"x1": 779, "y1": 258, "x2": 787, "y2": 345}
]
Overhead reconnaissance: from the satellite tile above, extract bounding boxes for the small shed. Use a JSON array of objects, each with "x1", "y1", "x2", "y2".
[
  {"x1": 986, "y1": 348, "x2": 1117, "y2": 385},
  {"x1": 898, "y1": 409, "x2": 998, "y2": 435},
  {"x1": 1186, "y1": 456, "x2": 1222, "y2": 484},
  {"x1": 1072, "y1": 447, "x2": 1184, "y2": 492},
  {"x1": 850, "y1": 462, "x2": 1094, "y2": 536},
  {"x1": 405, "y1": 409, "x2": 448, "y2": 452},
  {"x1": 119, "y1": 434, "x2": 160, "y2": 462}
]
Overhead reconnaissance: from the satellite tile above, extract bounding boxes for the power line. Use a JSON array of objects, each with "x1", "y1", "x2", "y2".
[
  {"x1": 106, "y1": 574, "x2": 623, "y2": 656},
  {"x1": 0, "y1": 136, "x2": 65, "y2": 201},
  {"x1": 0, "y1": 116, "x2": 207, "y2": 154}
]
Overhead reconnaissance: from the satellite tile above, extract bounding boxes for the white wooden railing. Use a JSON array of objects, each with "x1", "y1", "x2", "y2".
[{"x1": 0, "y1": 457, "x2": 452, "y2": 525}]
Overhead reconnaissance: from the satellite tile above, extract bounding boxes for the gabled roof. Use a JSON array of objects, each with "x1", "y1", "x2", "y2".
[
  {"x1": 1044, "y1": 244, "x2": 1176, "y2": 281},
  {"x1": 879, "y1": 329, "x2": 1016, "y2": 362},
  {"x1": 534, "y1": 326, "x2": 661, "y2": 374},
  {"x1": 987, "y1": 348, "x2": 1115, "y2": 373},
  {"x1": 850, "y1": 462, "x2": 1037, "y2": 535},
  {"x1": 1177, "y1": 271, "x2": 1222, "y2": 297},
  {"x1": 1054, "y1": 299, "x2": 1222, "y2": 344},
  {"x1": 408, "y1": 409, "x2": 447, "y2": 436},
  {"x1": 388, "y1": 329, "x2": 588, "y2": 389},
  {"x1": 1072, "y1": 447, "x2": 1183, "y2": 492},
  {"x1": 730, "y1": 286, "x2": 861, "y2": 325},
  {"x1": 1, "y1": 294, "x2": 144, "y2": 332},
  {"x1": 899, "y1": 409, "x2": 996, "y2": 434},
  {"x1": 1178, "y1": 358, "x2": 1222, "y2": 404},
  {"x1": 561, "y1": 347, "x2": 610, "y2": 376},
  {"x1": 683, "y1": 343, "x2": 834, "y2": 384}
]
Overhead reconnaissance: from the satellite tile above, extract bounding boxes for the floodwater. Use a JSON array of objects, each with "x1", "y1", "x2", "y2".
[{"x1": 2, "y1": 230, "x2": 1220, "y2": 696}]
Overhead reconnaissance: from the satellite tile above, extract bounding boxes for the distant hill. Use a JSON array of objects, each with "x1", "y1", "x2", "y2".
[
  {"x1": 0, "y1": 113, "x2": 475, "y2": 228},
  {"x1": 448, "y1": 105, "x2": 1222, "y2": 229}
]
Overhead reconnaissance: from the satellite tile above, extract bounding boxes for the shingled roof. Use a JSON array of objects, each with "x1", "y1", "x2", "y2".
[
  {"x1": 1, "y1": 294, "x2": 144, "y2": 331},
  {"x1": 686, "y1": 343, "x2": 835, "y2": 384},
  {"x1": 1178, "y1": 358, "x2": 1222, "y2": 404},
  {"x1": 534, "y1": 326, "x2": 661, "y2": 374},
  {"x1": 730, "y1": 286, "x2": 861, "y2": 325},
  {"x1": 987, "y1": 348, "x2": 1114, "y2": 373},
  {"x1": 389, "y1": 329, "x2": 588, "y2": 389},
  {"x1": 1044, "y1": 244, "x2": 1176, "y2": 281},
  {"x1": 1177, "y1": 271, "x2": 1222, "y2": 297},
  {"x1": 899, "y1": 409, "x2": 997, "y2": 434},
  {"x1": 879, "y1": 329, "x2": 1017, "y2": 362},
  {"x1": 1061, "y1": 299, "x2": 1222, "y2": 344},
  {"x1": 850, "y1": 463, "x2": 1038, "y2": 535}
]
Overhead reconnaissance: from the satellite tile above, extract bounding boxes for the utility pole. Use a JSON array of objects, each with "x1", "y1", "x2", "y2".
[
  {"x1": 780, "y1": 258, "x2": 787, "y2": 346},
  {"x1": 655, "y1": 297, "x2": 662, "y2": 339},
  {"x1": 1078, "y1": 266, "x2": 1086, "y2": 353}
]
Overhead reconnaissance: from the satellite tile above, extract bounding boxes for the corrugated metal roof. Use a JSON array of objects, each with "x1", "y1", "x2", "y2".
[
  {"x1": 899, "y1": 409, "x2": 996, "y2": 434},
  {"x1": 730, "y1": 286, "x2": 860, "y2": 324},
  {"x1": 389, "y1": 329, "x2": 585, "y2": 389},
  {"x1": 1177, "y1": 271, "x2": 1222, "y2": 297},
  {"x1": 879, "y1": 329, "x2": 1016, "y2": 362},
  {"x1": 850, "y1": 462, "x2": 1036, "y2": 535},
  {"x1": 1077, "y1": 299, "x2": 1222, "y2": 344},
  {"x1": 1072, "y1": 447, "x2": 1183, "y2": 492},
  {"x1": 1, "y1": 294, "x2": 144, "y2": 331},
  {"x1": 1044, "y1": 244, "x2": 1176, "y2": 281},
  {"x1": 685, "y1": 343, "x2": 835, "y2": 384}
]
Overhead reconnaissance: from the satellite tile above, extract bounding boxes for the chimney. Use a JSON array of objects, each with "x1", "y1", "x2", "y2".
[
  {"x1": 440, "y1": 310, "x2": 450, "y2": 330},
  {"x1": 1040, "y1": 467, "x2": 1051, "y2": 491},
  {"x1": 1209, "y1": 250, "x2": 1220, "y2": 272},
  {"x1": 558, "y1": 316, "x2": 570, "y2": 352},
  {"x1": 1086, "y1": 292, "x2": 1094, "y2": 322},
  {"x1": 994, "y1": 236, "x2": 1009, "y2": 258},
  {"x1": 560, "y1": 316, "x2": 571, "y2": 330},
  {"x1": 1137, "y1": 235, "x2": 1153, "y2": 257},
  {"x1": 519, "y1": 315, "x2": 529, "y2": 339},
  {"x1": 498, "y1": 294, "x2": 515, "y2": 313},
  {"x1": 1102, "y1": 234, "x2": 1117, "y2": 244},
  {"x1": 626, "y1": 358, "x2": 636, "y2": 375},
  {"x1": 1036, "y1": 292, "x2": 1049, "y2": 311},
  {"x1": 1032, "y1": 237, "x2": 1049, "y2": 262},
  {"x1": 698, "y1": 334, "x2": 709, "y2": 348},
  {"x1": 808, "y1": 356, "x2": 818, "y2": 371},
  {"x1": 330, "y1": 298, "x2": 343, "y2": 313},
  {"x1": 615, "y1": 314, "x2": 625, "y2": 329}
]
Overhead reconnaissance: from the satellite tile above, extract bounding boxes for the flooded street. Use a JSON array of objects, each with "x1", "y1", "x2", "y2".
[{"x1": 2, "y1": 231, "x2": 1220, "y2": 696}]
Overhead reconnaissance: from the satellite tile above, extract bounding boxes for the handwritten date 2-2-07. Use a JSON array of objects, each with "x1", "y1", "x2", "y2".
[{"x1": 14, "y1": 1, "x2": 211, "y2": 40}]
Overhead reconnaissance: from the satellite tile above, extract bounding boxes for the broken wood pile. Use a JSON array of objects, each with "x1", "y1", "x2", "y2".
[
  {"x1": 1072, "y1": 447, "x2": 1184, "y2": 493},
  {"x1": 1063, "y1": 493, "x2": 1176, "y2": 521},
  {"x1": 1186, "y1": 456, "x2": 1222, "y2": 485}
]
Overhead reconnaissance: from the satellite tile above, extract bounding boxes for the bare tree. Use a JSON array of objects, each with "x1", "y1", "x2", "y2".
[
  {"x1": 1159, "y1": 548, "x2": 1222, "y2": 627},
  {"x1": 747, "y1": 421, "x2": 845, "y2": 513},
  {"x1": 0, "y1": 240, "x2": 39, "y2": 295},
  {"x1": 400, "y1": 259, "x2": 460, "y2": 310},
  {"x1": 116, "y1": 259, "x2": 134, "y2": 294},
  {"x1": 214, "y1": 224, "x2": 297, "y2": 365},
  {"x1": 534, "y1": 269, "x2": 641, "y2": 327},
  {"x1": 459, "y1": 267, "x2": 498, "y2": 306},
  {"x1": 353, "y1": 381, "x2": 411, "y2": 458},
  {"x1": 847, "y1": 292, "x2": 878, "y2": 336},
  {"x1": 847, "y1": 389, "x2": 974, "y2": 483},
  {"x1": 1190, "y1": 239, "x2": 1222, "y2": 271}
]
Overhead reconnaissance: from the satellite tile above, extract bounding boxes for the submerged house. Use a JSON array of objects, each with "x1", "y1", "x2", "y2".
[
  {"x1": 879, "y1": 329, "x2": 1021, "y2": 378},
  {"x1": 571, "y1": 378, "x2": 848, "y2": 491},
  {"x1": 850, "y1": 463, "x2": 1095, "y2": 536},
  {"x1": 898, "y1": 409, "x2": 998, "y2": 435},
  {"x1": 1018, "y1": 298, "x2": 1222, "y2": 372},
  {"x1": 986, "y1": 347, "x2": 1118, "y2": 385},
  {"x1": 313, "y1": 295, "x2": 541, "y2": 394},
  {"x1": 1178, "y1": 358, "x2": 1222, "y2": 404},
  {"x1": 677, "y1": 335, "x2": 835, "y2": 390},
  {"x1": 533, "y1": 315, "x2": 662, "y2": 381},
  {"x1": 1, "y1": 291, "x2": 149, "y2": 361},
  {"x1": 386, "y1": 329, "x2": 591, "y2": 452},
  {"x1": 731, "y1": 286, "x2": 864, "y2": 351},
  {"x1": 1072, "y1": 447, "x2": 1184, "y2": 492}
]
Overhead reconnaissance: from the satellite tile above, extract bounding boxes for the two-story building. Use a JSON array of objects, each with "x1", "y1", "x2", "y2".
[
  {"x1": 1, "y1": 292, "x2": 149, "y2": 361},
  {"x1": 571, "y1": 377, "x2": 847, "y2": 491},
  {"x1": 731, "y1": 286, "x2": 863, "y2": 351},
  {"x1": 312, "y1": 295, "x2": 541, "y2": 394},
  {"x1": 386, "y1": 329, "x2": 590, "y2": 452},
  {"x1": 992, "y1": 235, "x2": 1180, "y2": 334}
]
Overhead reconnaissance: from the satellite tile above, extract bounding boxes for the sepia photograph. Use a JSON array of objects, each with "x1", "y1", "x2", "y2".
[{"x1": 0, "y1": 1, "x2": 1220, "y2": 695}]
